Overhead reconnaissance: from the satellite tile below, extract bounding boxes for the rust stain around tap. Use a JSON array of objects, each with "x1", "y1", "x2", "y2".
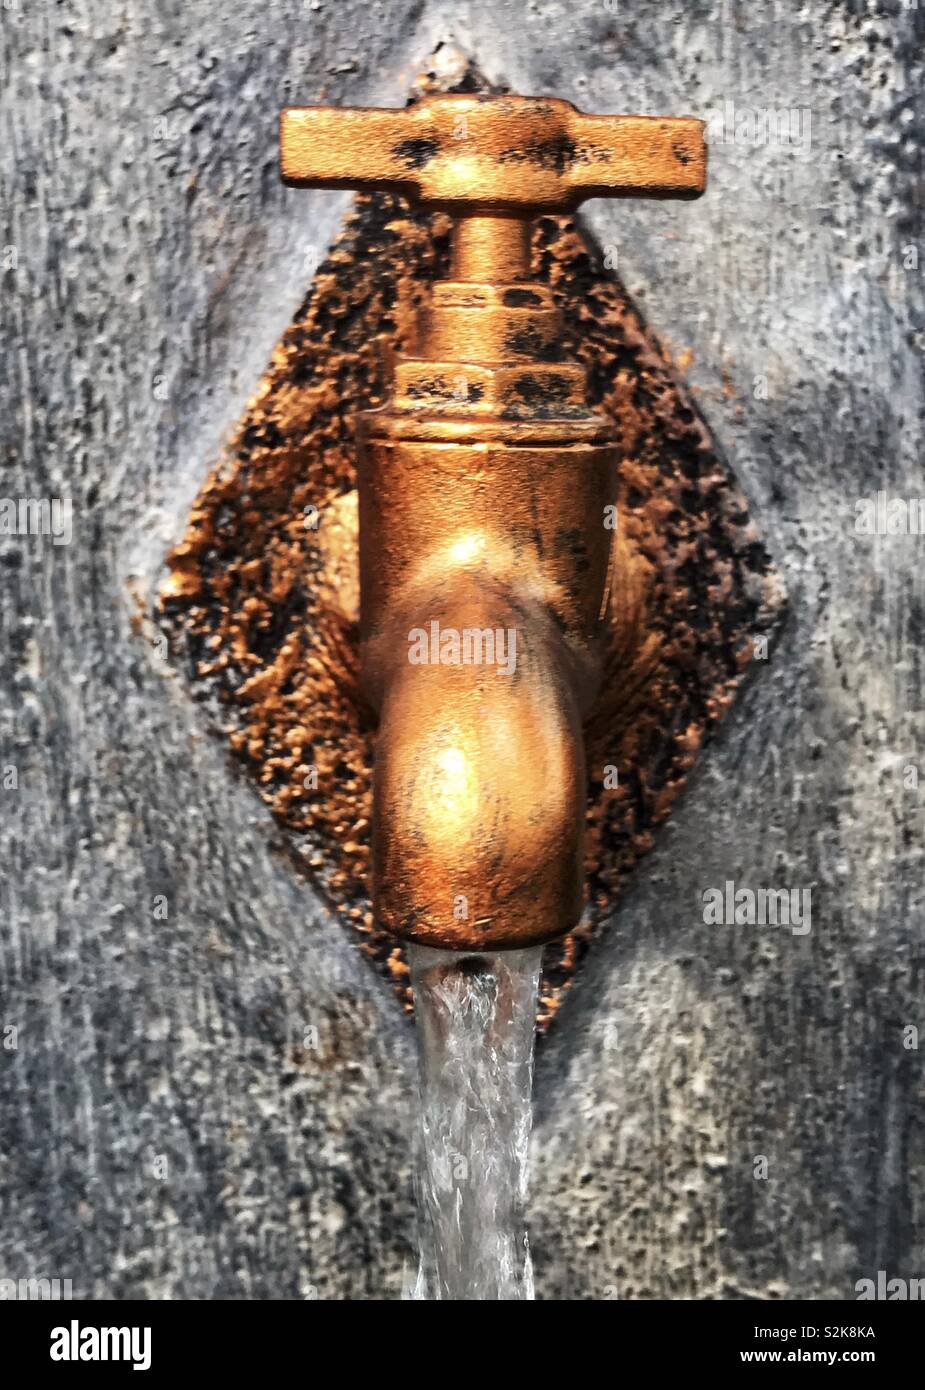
[{"x1": 159, "y1": 62, "x2": 783, "y2": 1028}]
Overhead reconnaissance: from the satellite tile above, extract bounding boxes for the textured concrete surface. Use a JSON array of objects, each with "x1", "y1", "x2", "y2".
[{"x1": 1, "y1": 0, "x2": 923, "y2": 1299}]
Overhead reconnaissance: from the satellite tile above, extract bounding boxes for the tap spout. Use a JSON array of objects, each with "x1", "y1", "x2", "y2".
[
  {"x1": 353, "y1": 208, "x2": 620, "y2": 952},
  {"x1": 365, "y1": 565, "x2": 590, "y2": 951},
  {"x1": 358, "y1": 409, "x2": 617, "y2": 952}
]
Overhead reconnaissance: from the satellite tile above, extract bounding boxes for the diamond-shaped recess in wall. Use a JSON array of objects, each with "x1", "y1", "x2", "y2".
[{"x1": 159, "y1": 51, "x2": 785, "y2": 1031}]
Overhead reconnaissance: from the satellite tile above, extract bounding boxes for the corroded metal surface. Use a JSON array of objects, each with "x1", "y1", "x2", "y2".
[
  {"x1": 162, "y1": 68, "x2": 781, "y2": 1023},
  {"x1": 271, "y1": 91, "x2": 707, "y2": 952}
]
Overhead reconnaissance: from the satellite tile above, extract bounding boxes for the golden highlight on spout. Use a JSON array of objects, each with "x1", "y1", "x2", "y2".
[{"x1": 280, "y1": 92, "x2": 707, "y2": 949}]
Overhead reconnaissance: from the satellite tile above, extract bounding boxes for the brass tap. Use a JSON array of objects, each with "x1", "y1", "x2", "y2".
[{"x1": 280, "y1": 94, "x2": 706, "y2": 950}]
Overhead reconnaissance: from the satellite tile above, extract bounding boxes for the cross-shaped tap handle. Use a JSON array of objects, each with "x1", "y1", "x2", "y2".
[{"x1": 280, "y1": 94, "x2": 706, "y2": 213}]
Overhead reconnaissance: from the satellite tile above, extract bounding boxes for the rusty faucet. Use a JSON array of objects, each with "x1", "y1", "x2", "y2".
[{"x1": 280, "y1": 94, "x2": 706, "y2": 950}]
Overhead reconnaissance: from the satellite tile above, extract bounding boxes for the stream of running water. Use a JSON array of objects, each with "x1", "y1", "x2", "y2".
[{"x1": 409, "y1": 944, "x2": 542, "y2": 1301}]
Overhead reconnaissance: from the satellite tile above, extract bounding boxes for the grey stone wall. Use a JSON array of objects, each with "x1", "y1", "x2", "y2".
[{"x1": 1, "y1": 0, "x2": 922, "y2": 1298}]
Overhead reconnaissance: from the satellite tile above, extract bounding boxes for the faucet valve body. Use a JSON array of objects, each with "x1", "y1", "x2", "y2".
[{"x1": 280, "y1": 94, "x2": 706, "y2": 949}]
